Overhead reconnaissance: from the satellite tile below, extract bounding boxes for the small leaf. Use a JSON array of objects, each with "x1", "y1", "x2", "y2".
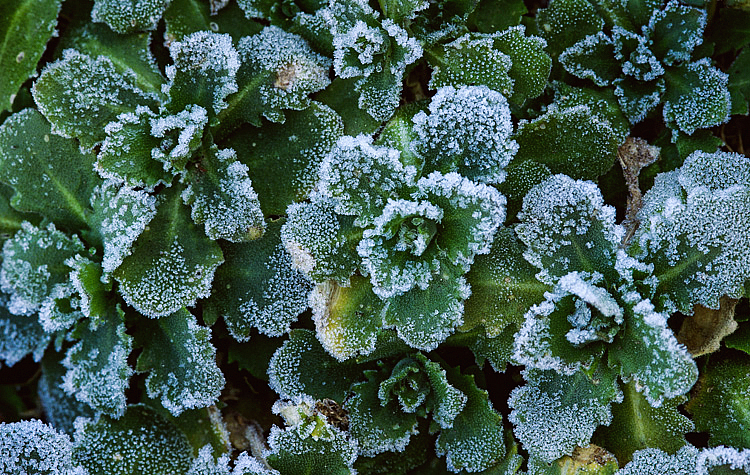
[
  {"x1": 72, "y1": 404, "x2": 194, "y2": 474},
  {"x1": 0, "y1": 419, "x2": 85, "y2": 475},
  {"x1": 0, "y1": 109, "x2": 99, "y2": 229},
  {"x1": 552, "y1": 82, "x2": 630, "y2": 142},
  {"x1": 182, "y1": 146, "x2": 265, "y2": 243},
  {"x1": 662, "y1": 60, "x2": 731, "y2": 135},
  {"x1": 32, "y1": 50, "x2": 160, "y2": 149},
  {"x1": 646, "y1": 0, "x2": 706, "y2": 67},
  {"x1": 91, "y1": 0, "x2": 170, "y2": 34},
  {"x1": 535, "y1": 0, "x2": 604, "y2": 57},
  {"x1": 0, "y1": 0, "x2": 62, "y2": 112},
  {"x1": 613, "y1": 76, "x2": 665, "y2": 125},
  {"x1": 136, "y1": 309, "x2": 225, "y2": 416},
  {"x1": 204, "y1": 219, "x2": 311, "y2": 340},
  {"x1": 313, "y1": 78, "x2": 381, "y2": 136},
  {"x1": 0, "y1": 297, "x2": 50, "y2": 367},
  {"x1": 38, "y1": 350, "x2": 96, "y2": 435},
  {"x1": 164, "y1": 0, "x2": 263, "y2": 43},
  {"x1": 113, "y1": 184, "x2": 224, "y2": 318}
]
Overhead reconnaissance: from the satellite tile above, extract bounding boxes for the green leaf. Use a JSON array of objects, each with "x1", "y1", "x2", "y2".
[
  {"x1": 113, "y1": 184, "x2": 224, "y2": 318},
  {"x1": 72, "y1": 404, "x2": 194, "y2": 474},
  {"x1": 228, "y1": 333, "x2": 283, "y2": 382},
  {"x1": 0, "y1": 419, "x2": 84, "y2": 475},
  {"x1": 182, "y1": 146, "x2": 265, "y2": 243},
  {"x1": 223, "y1": 102, "x2": 344, "y2": 216},
  {"x1": 696, "y1": 446, "x2": 750, "y2": 473},
  {"x1": 616, "y1": 445, "x2": 698, "y2": 475},
  {"x1": 136, "y1": 309, "x2": 225, "y2": 416},
  {"x1": 164, "y1": 31, "x2": 239, "y2": 117},
  {"x1": 62, "y1": 306, "x2": 133, "y2": 418},
  {"x1": 309, "y1": 277, "x2": 386, "y2": 361},
  {"x1": 685, "y1": 355, "x2": 750, "y2": 448},
  {"x1": 0, "y1": 222, "x2": 85, "y2": 318},
  {"x1": 216, "y1": 26, "x2": 331, "y2": 132},
  {"x1": 436, "y1": 366, "x2": 507, "y2": 473},
  {"x1": 528, "y1": 445, "x2": 618, "y2": 474},
  {"x1": 728, "y1": 47, "x2": 750, "y2": 116},
  {"x1": 313, "y1": 78, "x2": 381, "y2": 136},
  {"x1": 38, "y1": 350, "x2": 96, "y2": 435},
  {"x1": 204, "y1": 219, "x2": 311, "y2": 340},
  {"x1": 552, "y1": 82, "x2": 630, "y2": 141},
  {"x1": 706, "y1": 8, "x2": 750, "y2": 55},
  {"x1": 513, "y1": 105, "x2": 619, "y2": 181},
  {"x1": 61, "y1": 23, "x2": 164, "y2": 95},
  {"x1": 535, "y1": 0, "x2": 605, "y2": 57},
  {"x1": 0, "y1": 109, "x2": 99, "y2": 229},
  {"x1": 91, "y1": 0, "x2": 169, "y2": 34},
  {"x1": 352, "y1": 421, "x2": 433, "y2": 474},
  {"x1": 662, "y1": 60, "x2": 731, "y2": 135},
  {"x1": 0, "y1": 183, "x2": 40, "y2": 239},
  {"x1": 559, "y1": 32, "x2": 619, "y2": 87},
  {"x1": 593, "y1": 380, "x2": 694, "y2": 464},
  {"x1": 0, "y1": 298, "x2": 50, "y2": 367},
  {"x1": 467, "y1": 0, "x2": 527, "y2": 33},
  {"x1": 462, "y1": 226, "x2": 550, "y2": 337},
  {"x1": 164, "y1": 0, "x2": 264, "y2": 43},
  {"x1": 0, "y1": 0, "x2": 63, "y2": 112},
  {"x1": 646, "y1": 1, "x2": 706, "y2": 66},
  {"x1": 508, "y1": 368, "x2": 621, "y2": 464},
  {"x1": 32, "y1": 50, "x2": 160, "y2": 149},
  {"x1": 613, "y1": 76, "x2": 665, "y2": 125},
  {"x1": 267, "y1": 329, "x2": 363, "y2": 401}
]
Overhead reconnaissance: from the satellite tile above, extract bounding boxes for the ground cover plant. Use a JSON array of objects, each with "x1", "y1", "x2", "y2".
[{"x1": 0, "y1": 0, "x2": 750, "y2": 473}]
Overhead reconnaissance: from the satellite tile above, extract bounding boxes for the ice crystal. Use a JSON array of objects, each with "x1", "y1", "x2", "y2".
[{"x1": 0, "y1": 419, "x2": 86, "y2": 475}]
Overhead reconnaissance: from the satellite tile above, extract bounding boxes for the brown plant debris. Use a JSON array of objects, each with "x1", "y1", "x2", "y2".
[
  {"x1": 678, "y1": 296, "x2": 739, "y2": 357},
  {"x1": 618, "y1": 137, "x2": 660, "y2": 247}
]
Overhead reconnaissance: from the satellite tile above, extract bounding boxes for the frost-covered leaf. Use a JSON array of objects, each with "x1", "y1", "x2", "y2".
[
  {"x1": 0, "y1": 0, "x2": 63, "y2": 112},
  {"x1": 435, "y1": 365, "x2": 506, "y2": 473},
  {"x1": 182, "y1": 146, "x2": 265, "y2": 243},
  {"x1": 646, "y1": 1, "x2": 706, "y2": 67},
  {"x1": 223, "y1": 102, "x2": 344, "y2": 215},
  {"x1": 662, "y1": 60, "x2": 731, "y2": 135},
  {"x1": 32, "y1": 50, "x2": 159, "y2": 149},
  {"x1": 164, "y1": 0, "x2": 263, "y2": 43},
  {"x1": 552, "y1": 82, "x2": 630, "y2": 142},
  {"x1": 697, "y1": 446, "x2": 750, "y2": 474},
  {"x1": 72, "y1": 404, "x2": 194, "y2": 474},
  {"x1": 611, "y1": 26, "x2": 664, "y2": 82},
  {"x1": 617, "y1": 445, "x2": 699, "y2": 475},
  {"x1": 0, "y1": 109, "x2": 99, "y2": 229},
  {"x1": 267, "y1": 329, "x2": 363, "y2": 401},
  {"x1": 516, "y1": 175, "x2": 622, "y2": 284},
  {"x1": 535, "y1": 0, "x2": 604, "y2": 57},
  {"x1": 0, "y1": 222, "x2": 85, "y2": 317},
  {"x1": 150, "y1": 104, "x2": 208, "y2": 174},
  {"x1": 513, "y1": 105, "x2": 619, "y2": 181},
  {"x1": 61, "y1": 23, "x2": 164, "y2": 95},
  {"x1": 351, "y1": 422, "x2": 433, "y2": 475},
  {"x1": 204, "y1": 219, "x2": 311, "y2": 340},
  {"x1": 62, "y1": 306, "x2": 133, "y2": 418},
  {"x1": 164, "y1": 31, "x2": 239, "y2": 116},
  {"x1": 0, "y1": 183, "x2": 40, "y2": 239},
  {"x1": 462, "y1": 227, "x2": 550, "y2": 338},
  {"x1": 508, "y1": 368, "x2": 621, "y2": 464},
  {"x1": 91, "y1": 0, "x2": 170, "y2": 33},
  {"x1": 219, "y1": 26, "x2": 331, "y2": 130},
  {"x1": 319, "y1": 134, "x2": 417, "y2": 222},
  {"x1": 187, "y1": 445, "x2": 232, "y2": 475},
  {"x1": 313, "y1": 78, "x2": 381, "y2": 136},
  {"x1": 608, "y1": 299, "x2": 698, "y2": 406},
  {"x1": 113, "y1": 184, "x2": 224, "y2": 318},
  {"x1": 613, "y1": 76, "x2": 665, "y2": 125},
  {"x1": 559, "y1": 32, "x2": 619, "y2": 87},
  {"x1": 0, "y1": 297, "x2": 50, "y2": 367},
  {"x1": 468, "y1": 0, "x2": 527, "y2": 33},
  {"x1": 593, "y1": 380, "x2": 694, "y2": 464},
  {"x1": 309, "y1": 277, "x2": 385, "y2": 361},
  {"x1": 281, "y1": 196, "x2": 360, "y2": 284},
  {"x1": 633, "y1": 151, "x2": 750, "y2": 314},
  {"x1": 685, "y1": 356, "x2": 750, "y2": 448},
  {"x1": 88, "y1": 181, "x2": 157, "y2": 276},
  {"x1": 728, "y1": 48, "x2": 750, "y2": 116},
  {"x1": 411, "y1": 86, "x2": 518, "y2": 184},
  {"x1": 38, "y1": 350, "x2": 96, "y2": 435},
  {"x1": 136, "y1": 309, "x2": 225, "y2": 416},
  {"x1": 0, "y1": 419, "x2": 86, "y2": 475}
]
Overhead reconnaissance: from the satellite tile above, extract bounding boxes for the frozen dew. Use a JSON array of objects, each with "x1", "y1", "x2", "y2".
[
  {"x1": 0, "y1": 297, "x2": 51, "y2": 367},
  {"x1": 412, "y1": 86, "x2": 518, "y2": 184},
  {"x1": 618, "y1": 445, "x2": 699, "y2": 475},
  {"x1": 150, "y1": 104, "x2": 208, "y2": 172},
  {"x1": 678, "y1": 150, "x2": 750, "y2": 192},
  {"x1": 91, "y1": 0, "x2": 170, "y2": 34},
  {"x1": 559, "y1": 32, "x2": 616, "y2": 86},
  {"x1": 646, "y1": 0, "x2": 707, "y2": 66},
  {"x1": 0, "y1": 419, "x2": 86, "y2": 475},
  {"x1": 697, "y1": 446, "x2": 750, "y2": 474},
  {"x1": 187, "y1": 444, "x2": 231, "y2": 475}
]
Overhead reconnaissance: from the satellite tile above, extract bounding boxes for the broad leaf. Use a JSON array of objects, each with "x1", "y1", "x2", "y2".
[
  {"x1": 646, "y1": 0, "x2": 706, "y2": 66},
  {"x1": 0, "y1": 297, "x2": 50, "y2": 367},
  {"x1": 0, "y1": 419, "x2": 85, "y2": 475},
  {"x1": 559, "y1": 32, "x2": 619, "y2": 87},
  {"x1": 728, "y1": 47, "x2": 750, "y2": 116},
  {"x1": 662, "y1": 60, "x2": 731, "y2": 135},
  {"x1": 535, "y1": 0, "x2": 604, "y2": 57},
  {"x1": 91, "y1": 0, "x2": 170, "y2": 34},
  {"x1": 136, "y1": 309, "x2": 225, "y2": 416},
  {"x1": 617, "y1": 445, "x2": 699, "y2": 475},
  {"x1": 38, "y1": 350, "x2": 96, "y2": 435}
]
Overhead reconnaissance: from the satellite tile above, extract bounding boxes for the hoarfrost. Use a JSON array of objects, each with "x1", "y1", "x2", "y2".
[
  {"x1": 91, "y1": 0, "x2": 170, "y2": 34},
  {"x1": 0, "y1": 297, "x2": 50, "y2": 366},
  {"x1": 697, "y1": 446, "x2": 750, "y2": 474},
  {"x1": 150, "y1": 104, "x2": 208, "y2": 172},
  {"x1": 187, "y1": 444, "x2": 231, "y2": 475},
  {"x1": 0, "y1": 419, "x2": 87, "y2": 475},
  {"x1": 618, "y1": 445, "x2": 699, "y2": 474},
  {"x1": 559, "y1": 32, "x2": 615, "y2": 86}
]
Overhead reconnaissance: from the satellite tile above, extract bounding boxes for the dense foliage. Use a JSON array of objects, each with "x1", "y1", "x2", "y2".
[{"x1": 0, "y1": 0, "x2": 750, "y2": 473}]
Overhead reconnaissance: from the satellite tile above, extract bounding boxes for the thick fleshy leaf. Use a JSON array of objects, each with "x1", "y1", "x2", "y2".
[
  {"x1": 0, "y1": 109, "x2": 99, "y2": 229},
  {"x1": 281, "y1": 196, "x2": 360, "y2": 284},
  {"x1": 204, "y1": 219, "x2": 311, "y2": 340},
  {"x1": 0, "y1": 222, "x2": 85, "y2": 317},
  {"x1": 435, "y1": 366, "x2": 507, "y2": 473},
  {"x1": 508, "y1": 367, "x2": 621, "y2": 464},
  {"x1": 72, "y1": 404, "x2": 194, "y2": 474},
  {"x1": 516, "y1": 174, "x2": 623, "y2": 284},
  {"x1": 267, "y1": 329, "x2": 363, "y2": 401},
  {"x1": 223, "y1": 102, "x2": 344, "y2": 215},
  {"x1": 0, "y1": 297, "x2": 50, "y2": 367},
  {"x1": 0, "y1": 420, "x2": 85, "y2": 475},
  {"x1": 136, "y1": 309, "x2": 225, "y2": 416},
  {"x1": 412, "y1": 86, "x2": 518, "y2": 184},
  {"x1": 182, "y1": 146, "x2": 265, "y2": 243},
  {"x1": 113, "y1": 184, "x2": 224, "y2": 318},
  {"x1": 685, "y1": 356, "x2": 750, "y2": 448},
  {"x1": 62, "y1": 307, "x2": 133, "y2": 418},
  {"x1": 91, "y1": 0, "x2": 170, "y2": 33},
  {"x1": 309, "y1": 277, "x2": 385, "y2": 361},
  {"x1": 593, "y1": 380, "x2": 694, "y2": 464},
  {"x1": 164, "y1": 31, "x2": 240, "y2": 116},
  {"x1": 0, "y1": 0, "x2": 63, "y2": 112},
  {"x1": 32, "y1": 50, "x2": 159, "y2": 149},
  {"x1": 662, "y1": 60, "x2": 731, "y2": 135}
]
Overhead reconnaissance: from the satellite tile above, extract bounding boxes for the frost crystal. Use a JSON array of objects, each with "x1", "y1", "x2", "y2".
[
  {"x1": 412, "y1": 86, "x2": 518, "y2": 184},
  {"x1": 91, "y1": 0, "x2": 170, "y2": 34},
  {"x1": 150, "y1": 104, "x2": 208, "y2": 172},
  {"x1": 697, "y1": 446, "x2": 750, "y2": 474},
  {"x1": 0, "y1": 419, "x2": 86, "y2": 475},
  {"x1": 618, "y1": 445, "x2": 699, "y2": 475}
]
